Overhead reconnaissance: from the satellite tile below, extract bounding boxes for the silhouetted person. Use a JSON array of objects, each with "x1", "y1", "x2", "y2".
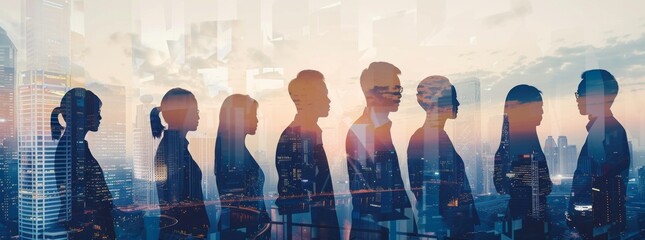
[
  {"x1": 567, "y1": 70, "x2": 629, "y2": 239},
  {"x1": 494, "y1": 85, "x2": 552, "y2": 239},
  {"x1": 151, "y1": 88, "x2": 209, "y2": 239},
  {"x1": 215, "y1": 94, "x2": 269, "y2": 239},
  {"x1": 275, "y1": 70, "x2": 340, "y2": 239},
  {"x1": 346, "y1": 62, "x2": 411, "y2": 239},
  {"x1": 407, "y1": 76, "x2": 479, "y2": 239},
  {"x1": 52, "y1": 88, "x2": 115, "y2": 239}
]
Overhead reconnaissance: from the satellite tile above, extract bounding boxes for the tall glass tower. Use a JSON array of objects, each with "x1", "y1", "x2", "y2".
[
  {"x1": 18, "y1": 0, "x2": 70, "y2": 239},
  {"x1": 0, "y1": 26, "x2": 19, "y2": 237}
]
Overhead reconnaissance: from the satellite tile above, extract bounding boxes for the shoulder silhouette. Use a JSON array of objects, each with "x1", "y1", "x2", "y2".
[
  {"x1": 150, "y1": 88, "x2": 209, "y2": 238},
  {"x1": 408, "y1": 76, "x2": 479, "y2": 239},
  {"x1": 215, "y1": 94, "x2": 269, "y2": 239},
  {"x1": 494, "y1": 84, "x2": 552, "y2": 239},
  {"x1": 345, "y1": 62, "x2": 412, "y2": 239},
  {"x1": 275, "y1": 70, "x2": 340, "y2": 239},
  {"x1": 568, "y1": 69, "x2": 629, "y2": 238},
  {"x1": 51, "y1": 88, "x2": 115, "y2": 239}
]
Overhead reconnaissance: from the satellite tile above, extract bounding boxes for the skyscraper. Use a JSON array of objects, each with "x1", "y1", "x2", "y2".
[
  {"x1": 18, "y1": 0, "x2": 70, "y2": 239},
  {"x1": 565, "y1": 145, "x2": 577, "y2": 175},
  {"x1": 132, "y1": 95, "x2": 158, "y2": 206},
  {"x1": 629, "y1": 141, "x2": 634, "y2": 178},
  {"x1": 543, "y1": 136, "x2": 558, "y2": 176},
  {"x1": 0, "y1": 27, "x2": 16, "y2": 146},
  {"x1": 453, "y1": 78, "x2": 483, "y2": 194},
  {"x1": 557, "y1": 136, "x2": 568, "y2": 175},
  {"x1": 0, "y1": 26, "x2": 18, "y2": 237},
  {"x1": 639, "y1": 167, "x2": 645, "y2": 201}
]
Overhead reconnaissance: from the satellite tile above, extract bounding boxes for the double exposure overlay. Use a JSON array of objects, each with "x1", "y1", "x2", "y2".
[{"x1": 1, "y1": 1, "x2": 645, "y2": 240}]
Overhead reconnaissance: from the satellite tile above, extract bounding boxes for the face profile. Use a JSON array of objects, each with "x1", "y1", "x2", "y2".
[
  {"x1": 372, "y1": 78, "x2": 403, "y2": 112},
  {"x1": 163, "y1": 92, "x2": 200, "y2": 131},
  {"x1": 308, "y1": 83, "x2": 331, "y2": 118},
  {"x1": 289, "y1": 70, "x2": 331, "y2": 119},
  {"x1": 150, "y1": 88, "x2": 200, "y2": 138},
  {"x1": 87, "y1": 104, "x2": 102, "y2": 132},
  {"x1": 217, "y1": 94, "x2": 260, "y2": 137},
  {"x1": 504, "y1": 85, "x2": 544, "y2": 128},
  {"x1": 186, "y1": 100, "x2": 200, "y2": 131},
  {"x1": 246, "y1": 105, "x2": 259, "y2": 135},
  {"x1": 416, "y1": 75, "x2": 460, "y2": 120},
  {"x1": 575, "y1": 69, "x2": 619, "y2": 117},
  {"x1": 51, "y1": 88, "x2": 103, "y2": 139},
  {"x1": 360, "y1": 62, "x2": 403, "y2": 113}
]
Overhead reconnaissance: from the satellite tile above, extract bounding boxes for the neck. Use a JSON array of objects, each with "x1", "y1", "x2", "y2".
[
  {"x1": 589, "y1": 108, "x2": 612, "y2": 120},
  {"x1": 368, "y1": 106, "x2": 390, "y2": 126},
  {"x1": 294, "y1": 113, "x2": 319, "y2": 126},
  {"x1": 509, "y1": 122, "x2": 537, "y2": 135},
  {"x1": 423, "y1": 112, "x2": 447, "y2": 129},
  {"x1": 508, "y1": 123, "x2": 539, "y2": 151},
  {"x1": 219, "y1": 130, "x2": 247, "y2": 145},
  {"x1": 167, "y1": 128, "x2": 188, "y2": 139},
  {"x1": 66, "y1": 129, "x2": 89, "y2": 140}
]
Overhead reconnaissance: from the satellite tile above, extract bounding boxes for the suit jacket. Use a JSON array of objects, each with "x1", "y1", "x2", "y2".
[{"x1": 569, "y1": 115, "x2": 630, "y2": 230}]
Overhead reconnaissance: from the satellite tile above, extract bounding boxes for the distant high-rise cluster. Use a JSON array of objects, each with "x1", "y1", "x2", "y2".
[{"x1": 543, "y1": 136, "x2": 577, "y2": 176}]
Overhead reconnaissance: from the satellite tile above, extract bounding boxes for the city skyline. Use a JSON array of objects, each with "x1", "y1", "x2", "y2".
[{"x1": 1, "y1": 0, "x2": 645, "y2": 239}]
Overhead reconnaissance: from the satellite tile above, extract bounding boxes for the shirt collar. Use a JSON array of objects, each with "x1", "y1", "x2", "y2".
[{"x1": 366, "y1": 107, "x2": 392, "y2": 128}]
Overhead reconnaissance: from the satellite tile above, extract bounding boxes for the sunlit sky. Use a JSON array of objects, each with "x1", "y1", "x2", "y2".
[{"x1": 2, "y1": 0, "x2": 645, "y2": 185}]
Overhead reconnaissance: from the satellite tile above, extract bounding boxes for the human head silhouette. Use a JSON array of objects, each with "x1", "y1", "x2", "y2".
[
  {"x1": 150, "y1": 88, "x2": 199, "y2": 138},
  {"x1": 360, "y1": 62, "x2": 402, "y2": 112},
  {"x1": 50, "y1": 88, "x2": 102, "y2": 140},
  {"x1": 504, "y1": 84, "x2": 543, "y2": 129},
  {"x1": 576, "y1": 69, "x2": 618, "y2": 117},
  {"x1": 218, "y1": 94, "x2": 259, "y2": 136},
  {"x1": 416, "y1": 75, "x2": 460, "y2": 121},
  {"x1": 288, "y1": 70, "x2": 330, "y2": 119}
]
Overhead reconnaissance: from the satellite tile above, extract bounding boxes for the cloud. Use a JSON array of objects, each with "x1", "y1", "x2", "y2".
[
  {"x1": 455, "y1": 34, "x2": 645, "y2": 104},
  {"x1": 483, "y1": 0, "x2": 532, "y2": 27}
]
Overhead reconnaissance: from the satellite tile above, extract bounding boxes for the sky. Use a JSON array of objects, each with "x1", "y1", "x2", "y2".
[{"x1": 2, "y1": 0, "x2": 645, "y2": 189}]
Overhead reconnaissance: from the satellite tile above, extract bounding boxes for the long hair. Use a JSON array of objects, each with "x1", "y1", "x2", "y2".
[
  {"x1": 50, "y1": 88, "x2": 102, "y2": 140},
  {"x1": 150, "y1": 88, "x2": 196, "y2": 138},
  {"x1": 214, "y1": 94, "x2": 258, "y2": 175},
  {"x1": 494, "y1": 84, "x2": 542, "y2": 194}
]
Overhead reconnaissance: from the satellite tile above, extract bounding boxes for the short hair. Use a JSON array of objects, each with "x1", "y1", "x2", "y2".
[
  {"x1": 288, "y1": 70, "x2": 325, "y2": 110},
  {"x1": 579, "y1": 69, "x2": 619, "y2": 102},
  {"x1": 416, "y1": 75, "x2": 452, "y2": 110},
  {"x1": 360, "y1": 62, "x2": 401, "y2": 97}
]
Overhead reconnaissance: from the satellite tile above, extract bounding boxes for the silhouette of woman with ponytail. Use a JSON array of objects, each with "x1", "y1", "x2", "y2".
[
  {"x1": 52, "y1": 88, "x2": 115, "y2": 239},
  {"x1": 151, "y1": 88, "x2": 210, "y2": 239},
  {"x1": 215, "y1": 94, "x2": 269, "y2": 239},
  {"x1": 494, "y1": 85, "x2": 552, "y2": 239}
]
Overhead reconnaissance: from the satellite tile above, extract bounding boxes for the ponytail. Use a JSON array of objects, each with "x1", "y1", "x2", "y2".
[
  {"x1": 150, "y1": 106, "x2": 165, "y2": 138},
  {"x1": 50, "y1": 107, "x2": 63, "y2": 140}
]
